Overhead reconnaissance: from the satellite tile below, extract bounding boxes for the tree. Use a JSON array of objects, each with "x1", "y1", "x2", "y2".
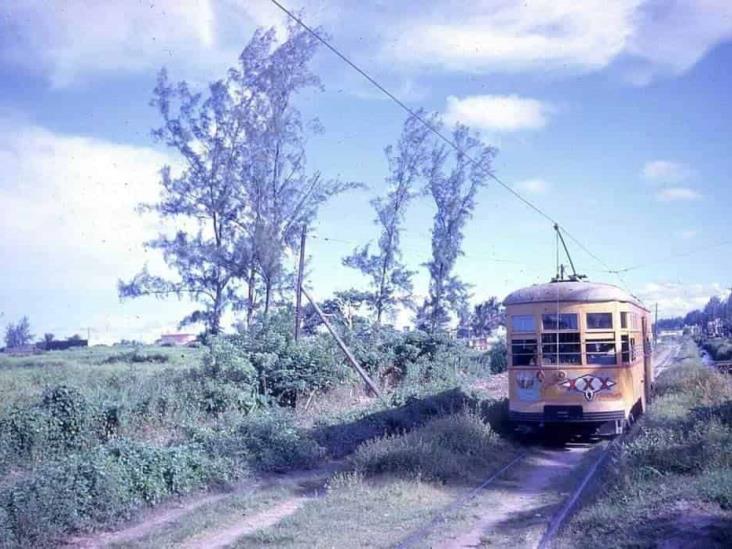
[
  {"x1": 344, "y1": 114, "x2": 432, "y2": 324},
  {"x1": 4, "y1": 317, "x2": 33, "y2": 349},
  {"x1": 120, "y1": 24, "x2": 356, "y2": 334},
  {"x1": 469, "y1": 297, "x2": 504, "y2": 337},
  {"x1": 241, "y1": 28, "x2": 361, "y2": 316},
  {"x1": 301, "y1": 289, "x2": 371, "y2": 335},
  {"x1": 417, "y1": 124, "x2": 496, "y2": 333}
]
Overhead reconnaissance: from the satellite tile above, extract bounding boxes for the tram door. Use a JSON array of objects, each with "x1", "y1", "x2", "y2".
[{"x1": 641, "y1": 316, "x2": 652, "y2": 404}]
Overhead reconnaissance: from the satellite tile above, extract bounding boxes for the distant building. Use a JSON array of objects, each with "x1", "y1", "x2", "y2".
[
  {"x1": 158, "y1": 333, "x2": 197, "y2": 346},
  {"x1": 707, "y1": 319, "x2": 724, "y2": 338}
]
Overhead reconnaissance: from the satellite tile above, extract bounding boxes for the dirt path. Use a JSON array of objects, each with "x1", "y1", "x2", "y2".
[
  {"x1": 431, "y1": 445, "x2": 593, "y2": 548},
  {"x1": 67, "y1": 465, "x2": 337, "y2": 548},
  {"x1": 68, "y1": 490, "x2": 240, "y2": 548},
  {"x1": 180, "y1": 496, "x2": 309, "y2": 549}
]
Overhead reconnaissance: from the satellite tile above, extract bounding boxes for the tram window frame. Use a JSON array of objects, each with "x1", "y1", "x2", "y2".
[
  {"x1": 621, "y1": 335, "x2": 630, "y2": 363},
  {"x1": 511, "y1": 338, "x2": 537, "y2": 366},
  {"x1": 542, "y1": 313, "x2": 578, "y2": 331},
  {"x1": 620, "y1": 312, "x2": 628, "y2": 329},
  {"x1": 511, "y1": 315, "x2": 536, "y2": 333},
  {"x1": 587, "y1": 339, "x2": 617, "y2": 365},
  {"x1": 541, "y1": 332, "x2": 581, "y2": 364},
  {"x1": 587, "y1": 312, "x2": 613, "y2": 330}
]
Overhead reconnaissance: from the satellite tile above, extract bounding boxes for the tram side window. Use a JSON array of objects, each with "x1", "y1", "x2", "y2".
[
  {"x1": 587, "y1": 313, "x2": 613, "y2": 329},
  {"x1": 512, "y1": 339, "x2": 537, "y2": 366},
  {"x1": 511, "y1": 315, "x2": 536, "y2": 333},
  {"x1": 620, "y1": 312, "x2": 628, "y2": 329},
  {"x1": 542, "y1": 313, "x2": 578, "y2": 331},
  {"x1": 541, "y1": 333, "x2": 581, "y2": 364},
  {"x1": 587, "y1": 339, "x2": 617, "y2": 365},
  {"x1": 621, "y1": 335, "x2": 630, "y2": 363}
]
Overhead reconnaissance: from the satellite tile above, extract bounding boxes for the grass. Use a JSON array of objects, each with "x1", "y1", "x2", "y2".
[
  {"x1": 234, "y1": 409, "x2": 519, "y2": 548},
  {"x1": 0, "y1": 345, "x2": 202, "y2": 411},
  {"x1": 0, "y1": 338, "x2": 509, "y2": 548},
  {"x1": 350, "y1": 410, "x2": 514, "y2": 484},
  {"x1": 558, "y1": 337, "x2": 732, "y2": 548},
  {"x1": 237, "y1": 474, "x2": 454, "y2": 548}
]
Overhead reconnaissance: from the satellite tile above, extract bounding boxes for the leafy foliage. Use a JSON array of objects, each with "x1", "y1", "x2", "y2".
[
  {"x1": 4, "y1": 316, "x2": 33, "y2": 349},
  {"x1": 417, "y1": 125, "x2": 496, "y2": 333},
  {"x1": 343, "y1": 113, "x2": 433, "y2": 324},
  {"x1": 119, "y1": 24, "x2": 359, "y2": 333}
]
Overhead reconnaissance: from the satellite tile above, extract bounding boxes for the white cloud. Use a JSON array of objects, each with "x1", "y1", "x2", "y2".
[
  {"x1": 642, "y1": 160, "x2": 694, "y2": 182},
  {"x1": 385, "y1": 1, "x2": 640, "y2": 73},
  {"x1": 379, "y1": 0, "x2": 732, "y2": 81},
  {"x1": 515, "y1": 178, "x2": 550, "y2": 195},
  {"x1": 444, "y1": 95, "x2": 549, "y2": 132},
  {"x1": 0, "y1": 121, "x2": 204, "y2": 343},
  {"x1": 637, "y1": 282, "x2": 730, "y2": 317},
  {"x1": 1, "y1": 0, "x2": 227, "y2": 87},
  {"x1": 4, "y1": 1, "x2": 730, "y2": 87},
  {"x1": 656, "y1": 187, "x2": 702, "y2": 201},
  {"x1": 626, "y1": 0, "x2": 732, "y2": 77}
]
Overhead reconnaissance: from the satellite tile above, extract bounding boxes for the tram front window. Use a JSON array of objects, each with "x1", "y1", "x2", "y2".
[
  {"x1": 587, "y1": 339, "x2": 617, "y2": 365},
  {"x1": 511, "y1": 338, "x2": 537, "y2": 366},
  {"x1": 541, "y1": 332, "x2": 581, "y2": 364}
]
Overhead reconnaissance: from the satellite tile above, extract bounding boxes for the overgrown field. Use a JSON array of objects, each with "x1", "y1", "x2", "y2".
[
  {"x1": 560, "y1": 338, "x2": 732, "y2": 548},
  {"x1": 0, "y1": 314, "x2": 507, "y2": 547}
]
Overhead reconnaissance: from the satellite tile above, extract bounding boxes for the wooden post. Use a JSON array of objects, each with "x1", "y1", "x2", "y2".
[
  {"x1": 294, "y1": 225, "x2": 307, "y2": 341},
  {"x1": 300, "y1": 286, "x2": 383, "y2": 400}
]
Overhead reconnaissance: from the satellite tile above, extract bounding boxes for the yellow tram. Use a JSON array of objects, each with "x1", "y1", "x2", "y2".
[{"x1": 504, "y1": 279, "x2": 653, "y2": 435}]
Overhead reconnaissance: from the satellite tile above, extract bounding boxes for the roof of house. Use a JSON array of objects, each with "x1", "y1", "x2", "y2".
[{"x1": 503, "y1": 280, "x2": 648, "y2": 311}]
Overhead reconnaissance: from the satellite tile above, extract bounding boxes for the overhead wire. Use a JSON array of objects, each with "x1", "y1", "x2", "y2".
[{"x1": 267, "y1": 0, "x2": 629, "y2": 288}]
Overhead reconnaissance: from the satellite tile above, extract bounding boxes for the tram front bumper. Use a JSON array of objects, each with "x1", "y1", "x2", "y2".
[{"x1": 509, "y1": 406, "x2": 625, "y2": 423}]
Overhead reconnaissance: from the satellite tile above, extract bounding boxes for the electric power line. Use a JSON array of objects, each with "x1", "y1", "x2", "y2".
[{"x1": 267, "y1": 0, "x2": 626, "y2": 286}]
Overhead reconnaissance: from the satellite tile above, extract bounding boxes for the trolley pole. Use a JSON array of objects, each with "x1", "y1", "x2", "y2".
[{"x1": 294, "y1": 225, "x2": 307, "y2": 341}]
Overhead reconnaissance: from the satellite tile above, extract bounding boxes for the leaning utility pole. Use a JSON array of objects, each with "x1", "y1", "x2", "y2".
[
  {"x1": 300, "y1": 286, "x2": 383, "y2": 400},
  {"x1": 294, "y1": 225, "x2": 307, "y2": 341}
]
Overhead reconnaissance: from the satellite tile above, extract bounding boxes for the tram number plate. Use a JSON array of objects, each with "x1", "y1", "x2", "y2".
[{"x1": 544, "y1": 405, "x2": 583, "y2": 420}]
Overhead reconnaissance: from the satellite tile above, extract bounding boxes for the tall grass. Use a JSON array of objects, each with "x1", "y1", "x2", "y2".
[{"x1": 560, "y1": 338, "x2": 732, "y2": 548}]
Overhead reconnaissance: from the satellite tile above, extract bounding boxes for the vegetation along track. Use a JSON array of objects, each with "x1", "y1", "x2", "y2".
[{"x1": 398, "y1": 343, "x2": 679, "y2": 548}]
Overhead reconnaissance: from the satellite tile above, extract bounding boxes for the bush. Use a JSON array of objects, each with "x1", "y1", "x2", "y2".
[
  {"x1": 0, "y1": 440, "x2": 220, "y2": 547},
  {"x1": 102, "y1": 350, "x2": 170, "y2": 364},
  {"x1": 484, "y1": 338, "x2": 507, "y2": 374},
  {"x1": 206, "y1": 313, "x2": 349, "y2": 406},
  {"x1": 351, "y1": 411, "x2": 510, "y2": 483},
  {"x1": 701, "y1": 338, "x2": 732, "y2": 361},
  {"x1": 191, "y1": 410, "x2": 324, "y2": 472}
]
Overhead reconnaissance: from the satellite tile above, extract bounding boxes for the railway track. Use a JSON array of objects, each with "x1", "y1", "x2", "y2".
[{"x1": 397, "y1": 343, "x2": 680, "y2": 548}]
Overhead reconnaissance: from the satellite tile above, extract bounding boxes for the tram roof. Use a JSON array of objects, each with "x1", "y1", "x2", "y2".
[{"x1": 503, "y1": 280, "x2": 648, "y2": 311}]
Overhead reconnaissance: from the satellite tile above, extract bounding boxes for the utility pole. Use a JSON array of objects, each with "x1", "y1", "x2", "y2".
[
  {"x1": 301, "y1": 286, "x2": 383, "y2": 400},
  {"x1": 654, "y1": 303, "x2": 658, "y2": 344},
  {"x1": 294, "y1": 225, "x2": 307, "y2": 341}
]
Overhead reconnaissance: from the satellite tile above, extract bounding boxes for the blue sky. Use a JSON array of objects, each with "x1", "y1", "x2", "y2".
[{"x1": 1, "y1": 1, "x2": 731, "y2": 343}]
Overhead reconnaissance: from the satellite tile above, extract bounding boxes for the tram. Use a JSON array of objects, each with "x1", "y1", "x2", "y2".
[{"x1": 504, "y1": 278, "x2": 653, "y2": 435}]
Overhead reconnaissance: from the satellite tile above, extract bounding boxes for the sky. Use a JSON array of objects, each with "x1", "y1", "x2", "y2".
[{"x1": 1, "y1": 0, "x2": 731, "y2": 343}]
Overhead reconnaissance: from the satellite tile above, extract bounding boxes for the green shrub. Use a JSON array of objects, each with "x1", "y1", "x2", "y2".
[
  {"x1": 0, "y1": 440, "x2": 220, "y2": 548},
  {"x1": 102, "y1": 350, "x2": 170, "y2": 364},
  {"x1": 192, "y1": 410, "x2": 324, "y2": 472},
  {"x1": 351, "y1": 411, "x2": 509, "y2": 483}
]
